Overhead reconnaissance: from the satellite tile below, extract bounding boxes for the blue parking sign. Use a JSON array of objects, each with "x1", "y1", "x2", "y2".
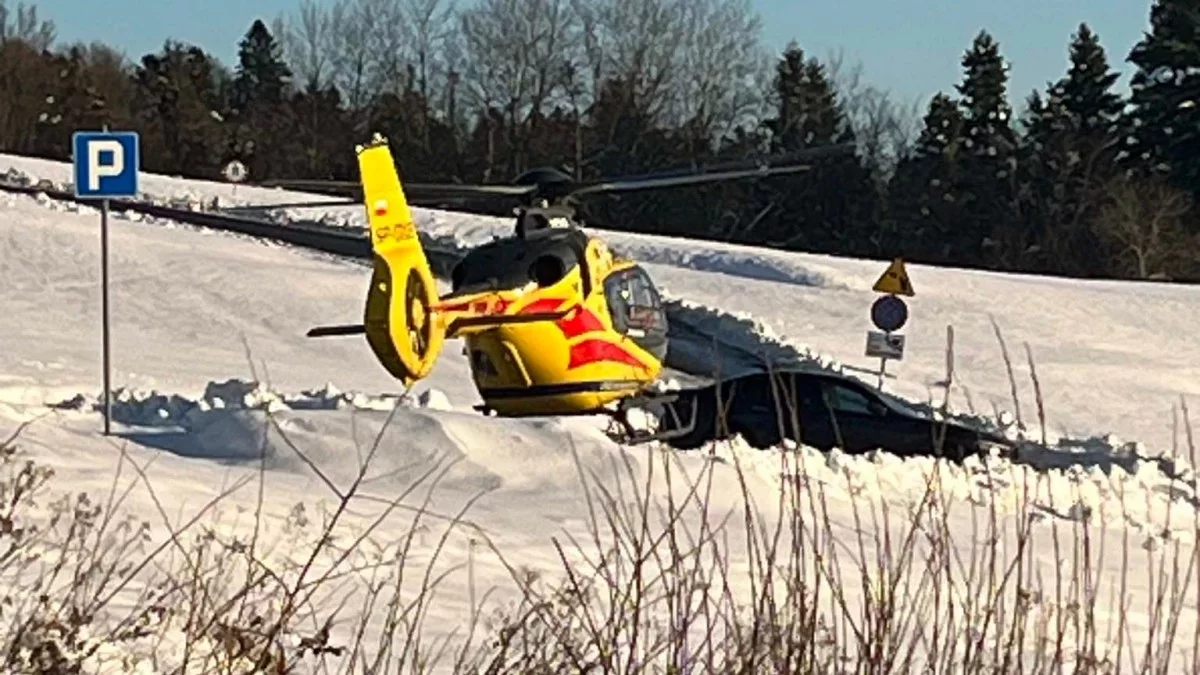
[{"x1": 72, "y1": 131, "x2": 139, "y2": 198}]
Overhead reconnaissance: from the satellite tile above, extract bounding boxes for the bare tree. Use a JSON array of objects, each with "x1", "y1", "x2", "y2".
[
  {"x1": 311, "y1": 0, "x2": 372, "y2": 110},
  {"x1": 0, "y1": 0, "x2": 54, "y2": 49},
  {"x1": 572, "y1": 0, "x2": 687, "y2": 120},
  {"x1": 452, "y1": 0, "x2": 768, "y2": 165},
  {"x1": 275, "y1": 0, "x2": 334, "y2": 92},
  {"x1": 363, "y1": 0, "x2": 416, "y2": 93},
  {"x1": 1092, "y1": 175, "x2": 1194, "y2": 279},
  {"x1": 825, "y1": 50, "x2": 922, "y2": 179},
  {"x1": 0, "y1": 2, "x2": 56, "y2": 153},
  {"x1": 565, "y1": 0, "x2": 768, "y2": 161},
  {"x1": 667, "y1": 0, "x2": 770, "y2": 147},
  {"x1": 402, "y1": 0, "x2": 457, "y2": 103},
  {"x1": 459, "y1": 0, "x2": 579, "y2": 111},
  {"x1": 280, "y1": 0, "x2": 458, "y2": 113},
  {"x1": 459, "y1": 0, "x2": 580, "y2": 172}
]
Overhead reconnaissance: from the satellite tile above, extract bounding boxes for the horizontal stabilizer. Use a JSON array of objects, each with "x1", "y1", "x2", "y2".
[
  {"x1": 307, "y1": 324, "x2": 366, "y2": 337},
  {"x1": 308, "y1": 310, "x2": 568, "y2": 340}
]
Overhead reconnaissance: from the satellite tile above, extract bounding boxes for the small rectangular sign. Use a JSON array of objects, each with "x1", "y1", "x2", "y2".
[{"x1": 866, "y1": 330, "x2": 905, "y2": 360}]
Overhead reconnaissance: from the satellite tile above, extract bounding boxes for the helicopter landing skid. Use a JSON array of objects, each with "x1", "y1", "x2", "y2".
[
  {"x1": 604, "y1": 391, "x2": 700, "y2": 446},
  {"x1": 471, "y1": 392, "x2": 700, "y2": 445}
]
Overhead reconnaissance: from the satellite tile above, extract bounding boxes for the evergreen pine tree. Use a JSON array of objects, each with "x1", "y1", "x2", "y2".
[
  {"x1": 287, "y1": 85, "x2": 353, "y2": 179},
  {"x1": 954, "y1": 30, "x2": 1018, "y2": 265},
  {"x1": 764, "y1": 43, "x2": 848, "y2": 153},
  {"x1": 1016, "y1": 24, "x2": 1126, "y2": 276},
  {"x1": 759, "y1": 43, "x2": 871, "y2": 253},
  {"x1": 228, "y1": 19, "x2": 294, "y2": 179},
  {"x1": 1125, "y1": 0, "x2": 1200, "y2": 196},
  {"x1": 1019, "y1": 90, "x2": 1070, "y2": 152},
  {"x1": 885, "y1": 92, "x2": 966, "y2": 263},
  {"x1": 231, "y1": 19, "x2": 292, "y2": 110},
  {"x1": 575, "y1": 76, "x2": 674, "y2": 232},
  {"x1": 1013, "y1": 88, "x2": 1074, "y2": 271},
  {"x1": 1059, "y1": 23, "x2": 1124, "y2": 139},
  {"x1": 957, "y1": 31, "x2": 1017, "y2": 156},
  {"x1": 766, "y1": 45, "x2": 807, "y2": 153},
  {"x1": 132, "y1": 41, "x2": 228, "y2": 176},
  {"x1": 914, "y1": 92, "x2": 965, "y2": 157}
]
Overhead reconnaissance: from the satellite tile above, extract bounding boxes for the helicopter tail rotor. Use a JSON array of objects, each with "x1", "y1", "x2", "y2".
[{"x1": 356, "y1": 134, "x2": 446, "y2": 388}]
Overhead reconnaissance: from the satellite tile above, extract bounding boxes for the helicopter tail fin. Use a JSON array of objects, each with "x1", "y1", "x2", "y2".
[{"x1": 356, "y1": 134, "x2": 446, "y2": 388}]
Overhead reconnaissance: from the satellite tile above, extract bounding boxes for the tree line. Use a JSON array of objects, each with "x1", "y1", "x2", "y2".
[{"x1": 1, "y1": 0, "x2": 1198, "y2": 282}]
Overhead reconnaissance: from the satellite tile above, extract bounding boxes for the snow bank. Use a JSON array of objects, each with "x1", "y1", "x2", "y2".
[
  {"x1": 42, "y1": 380, "x2": 445, "y2": 471},
  {"x1": 38, "y1": 377, "x2": 1199, "y2": 547},
  {"x1": 40, "y1": 377, "x2": 645, "y2": 500},
  {"x1": 48, "y1": 378, "x2": 427, "y2": 423}
]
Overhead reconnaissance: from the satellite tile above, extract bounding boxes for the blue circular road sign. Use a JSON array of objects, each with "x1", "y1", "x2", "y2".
[{"x1": 871, "y1": 294, "x2": 908, "y2": 332}]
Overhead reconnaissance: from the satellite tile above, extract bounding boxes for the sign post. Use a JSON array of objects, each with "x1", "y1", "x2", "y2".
[
  {"x1": 866, "y1": 257, "x2": 914, "y2": 391},
  {"x1": 72, "y1": 129, "x2": 139, "y2": 435}
]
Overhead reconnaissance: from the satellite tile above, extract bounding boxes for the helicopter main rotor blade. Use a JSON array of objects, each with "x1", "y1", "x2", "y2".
[
  {"x1": 404, "y1": 183, "x2": 539, "y2": 198},
  {"x1": 249, "y1": 141, "x2": 857, "y2": 210},
  {"x1": 220, "y1": 198, "x2": 362, "y2": 211},
  {"x1": 255, "y1": 177, "x2": 538, "y2": 199},
  {"x1": 570, "y1": 163, "x2": 813, "y2": 197},
  {"x1": 576, "y1": 142, "x2": 857, "y2": 188},
  {"x1": 256, "y1": 178, "x2": 359, "y2": 191}
]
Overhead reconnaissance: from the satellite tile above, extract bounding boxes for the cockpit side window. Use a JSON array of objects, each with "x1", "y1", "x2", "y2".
[{"x1": 605, "y1": 266, "x2": 665, "y2": 337}]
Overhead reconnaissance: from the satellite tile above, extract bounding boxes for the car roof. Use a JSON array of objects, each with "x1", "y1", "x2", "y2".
[{"x1": 730, "y1": 368, "x2": 919, "y2": 409}]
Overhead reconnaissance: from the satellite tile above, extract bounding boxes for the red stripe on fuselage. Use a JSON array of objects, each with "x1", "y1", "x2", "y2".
[
  {"x1": 567, "y1": 339, "x2": 646, "y2": 370},
  {"x1": 451, "y1": 296, "x2": 641, "y2": 369},
  {"x1": 437, "y1": 297, "x2": 511, "y2": 314},
  {"x1": 522, "y1": 300, "x2": 636, "y2": 368},
  {"x1": 520, "y1": 297, "x2": 568, "y2": 315},
  {"x1": 558, "y1": 306, "x2": 605, "y2": 338},
  {"x1": 518, "y1": 298, "x2": 607, "y2": 339}
]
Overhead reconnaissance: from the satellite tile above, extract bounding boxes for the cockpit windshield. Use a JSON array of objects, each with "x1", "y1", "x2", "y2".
[{"x1": 604, "y1": 265, "x2": 668, "y2": 359}]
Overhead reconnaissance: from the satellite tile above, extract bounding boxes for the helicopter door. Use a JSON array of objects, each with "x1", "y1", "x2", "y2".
[{"x1": 604, "y1": 266, "x2": 668, "y2": 360}]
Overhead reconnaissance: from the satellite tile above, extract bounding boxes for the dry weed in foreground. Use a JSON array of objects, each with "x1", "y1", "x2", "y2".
[{"x1": 0, "y1": 322, "x2": 1196, "y2": 673}]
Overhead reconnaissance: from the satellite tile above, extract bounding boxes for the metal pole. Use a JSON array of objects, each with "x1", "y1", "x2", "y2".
[
  {"x1": 877, "y1": 357, "x2": 887, "y2": 391},
  {"x1": 101, "y1": 197, "x2": 111, "y2": 435},
  {"x1": 98, "y1": 122, "x2": 113, "y2": 435}
]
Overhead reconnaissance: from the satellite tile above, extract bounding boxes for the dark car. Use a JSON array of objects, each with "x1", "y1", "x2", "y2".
[{"x1": 658, "y1": 369, "x2": 1012, "y2": 461}]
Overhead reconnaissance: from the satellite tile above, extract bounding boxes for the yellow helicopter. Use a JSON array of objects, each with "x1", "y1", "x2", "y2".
[{"x1": 252, "y1": 134, "x2": 840, "y2": 439}]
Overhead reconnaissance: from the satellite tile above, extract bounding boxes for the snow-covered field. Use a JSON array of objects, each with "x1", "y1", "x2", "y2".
[{"x1": 2, "y1": 153, "x2": 1199, "y2": 672}]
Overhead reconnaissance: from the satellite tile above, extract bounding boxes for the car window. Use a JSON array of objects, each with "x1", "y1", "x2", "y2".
[
  {"x1": 878, "y1": 391, "x2": 924, "y2": 418},
  {"x1": 823, "y1": 383, "x2": 885, "y2": 415}
]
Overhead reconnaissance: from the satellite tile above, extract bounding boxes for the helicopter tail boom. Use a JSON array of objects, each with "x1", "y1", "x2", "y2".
[
  {"x1": 432, "y1": 291, "x2": 573, "y2": 338},
  {"x1": 445, "y1": 310, "x2": 570, "y2": 337}
]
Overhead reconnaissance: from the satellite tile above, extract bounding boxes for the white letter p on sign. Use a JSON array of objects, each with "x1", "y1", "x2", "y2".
[{"x1": 87, "y1": 140, "x2": 124, "y2": 191}]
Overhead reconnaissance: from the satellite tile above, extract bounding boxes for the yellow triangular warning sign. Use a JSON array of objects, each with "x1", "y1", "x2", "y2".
[{"x1": 873, "y1": 258, "x2": 914, "y2": 296}]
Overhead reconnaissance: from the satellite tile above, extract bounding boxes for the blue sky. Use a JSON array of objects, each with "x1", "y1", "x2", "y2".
[{"x1": 31, "y1": 0, "x2": 1152, "y2": 111}]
